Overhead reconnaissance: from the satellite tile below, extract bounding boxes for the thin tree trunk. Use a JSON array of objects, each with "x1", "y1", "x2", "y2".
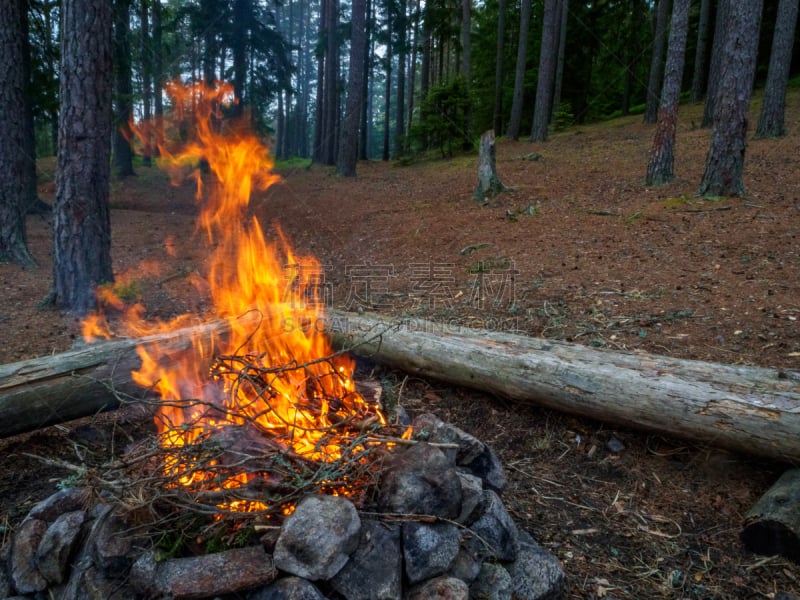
[
  {"x1": 395, "y1": 0, "x2": 407, "y2": 156},
  {"x1": 359, "y1": 0, "x2": 372, "y2": 160},
  {"x1": 550, "y1": 0, "x2": 568, "y2": 125},
  {"x1": 646, "y1": 0, "x2": 691, "y2": 185},
  {"x1": 530, "y1": 0, "x2": 559, "y2": 142},
  {"x1": 493, "y1": 0, "x2": 506, "y2": 133},
  {"x1": 113, "y1": 0, "x2": 136, "y2": 178},
  {"x1": 0, "y1": 0, "x2": 36, "y2": 266},
  {"x1": 152, "y1": 0, "x2": 164, "y2": 154},
  {"x1": 323, "y1": 0, "x2": 339, "y2": 165},
  {"x1": 643, "y1": 0, "x2": 672, "y2": 124},
  {"x1": 140, "y1": 0, "x2": 153, "y2": 166},
  {"x1": 754, "y1": 0, "x2": 799, "y2": 138},
  {"x1": 690, "y1": 0, "x2": 712, "y2": 103},
  {"x1": 53, "y1": 0, "x2": 114, "y2": 314},
  {"x1": 407, "y1": 0, "x2": 419, "y2": 139},
  {"x1": 312, "y1": 0, "x2": 327, "y2": 164},
  {"x1": 337, "y1": 0, "x2": 367, "y2": 176},
  {"x1": 461, "y1": 0, "x2": 472, "y2": 141},
  {"x1": 697, "y1": 0, "x2": 763, "y2": 197},
  {"x1": 382, "y1": 4, "x2": 392, "y2": 162},
  {"x1": 506, "y1": 0, "x2": 532, "y2": 140}
]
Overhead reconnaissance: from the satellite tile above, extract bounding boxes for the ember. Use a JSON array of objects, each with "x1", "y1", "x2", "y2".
[{"x1": 82, "y1": 82, "x2": 404, "y2": 516}]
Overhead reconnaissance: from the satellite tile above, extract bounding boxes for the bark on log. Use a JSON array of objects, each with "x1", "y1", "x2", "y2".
[
  {"x1": 741, "y1": 468, "x2": 800, "y2": 563},
  {"x1": 0, "y1": 318, "x2": 237, "y2": 438},
  {"x1": 1, "y1": 311, "x2": 799, "y2": 463},
  {"x1": 326, "y1": 312, "x2": 800, "y2": 462}
]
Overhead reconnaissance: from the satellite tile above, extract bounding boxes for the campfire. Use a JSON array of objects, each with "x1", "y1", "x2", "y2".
[{"x1": 82, "y1": 82, "x2": 408, "y2": 520}]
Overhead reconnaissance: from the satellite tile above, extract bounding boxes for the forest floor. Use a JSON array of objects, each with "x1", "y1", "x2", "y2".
[{"x1": 2, "y1": 95, "x2": 799, "y2": 599}]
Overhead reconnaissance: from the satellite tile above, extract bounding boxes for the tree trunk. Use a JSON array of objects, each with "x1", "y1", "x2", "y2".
[
  {"x1": 4, "y1": 312, "x2": 799, "y2": 462},
  {"x1": 53, "y1": 0, "x2": 114, "y2": 314},
  {"x1": 112, "y1": 0, "x2": 136, "y2": 178},
  {"x1": 741, "y1": 468, "x2": 800, "y2": 563},
  {"x1": 530, "y1": 0, "x2": 559, "y2": 142},
  {"x1": 359, "y1": 0, "x2": 372, "y2": 160},
  {"x1": 21, "y1": 0, "x2": 45, "y2": 218},
  {"x1": 152, "y1": 0, "x2": 164, "y2": 154},
  {"x1": 689, "y1": 0, "x2": 712, "y2": 103},
  {"x1": 139, "y1": 0, "x2": 153, "y2": 166},
  {"x1": 754, "y1": 0, "x2": 799, "y2": 139},
  {"x1": 0, "y1": 0, "x2": 36, "y2": 267},
  {"x1": 506, "y1": 0, "x2": 532, "y2": 140},
  {"x1": 461, "y1": 0, "x2": 472, "y2": 142},
  {"x1": 395, "y1": 0, "x2": 407, "y2": 156},
  {"x1": 323, "y1": 0, "x2": 339, "y2": 165},
  {"x1": 697, "y1": 0, "x2": 763, "y2": 198},
  {"x1": 382, "y1": 5, "x2": 392, "y2": 163},
  {"x1": 643, "y1": 0, "x2": 672, "y2": 124},
  {"x1": 550, "y1": 0, "x2": 568, "y2": 125},
  {"x1": 701, "y1": 0, "x2": 729, "y2": 128},
  {"x1": 646, "y1": 0, "x2": 691, "y2": 186},
  {"x1": 473, "y1": 130, "x2": 506, "y2": 202},
  {"x1": 336, "y1": 0, "x2": 367, "y2": 176},
  {"x1": 493, "y1": 0, "x2": 506, "y2": 134}
]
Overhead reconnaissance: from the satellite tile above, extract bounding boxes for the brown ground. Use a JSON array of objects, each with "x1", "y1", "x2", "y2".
[{"x1": 2, "y1": 95, "x2": 799, "y2": 598}]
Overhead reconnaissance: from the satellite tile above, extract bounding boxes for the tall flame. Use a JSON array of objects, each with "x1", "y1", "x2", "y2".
[{"x1": 85, "y1": 83, "x2": 384, "y2": 505}]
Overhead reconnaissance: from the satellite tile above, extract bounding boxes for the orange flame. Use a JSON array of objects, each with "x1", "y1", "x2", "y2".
[{"x1": 85, "y1": 82, "x2": 385, "y2": 510}]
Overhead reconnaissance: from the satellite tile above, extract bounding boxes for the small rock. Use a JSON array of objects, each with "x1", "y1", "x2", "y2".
[
  {"x1": 92, "y1": 509, "x2": 133, "y2": 575},
  {"x1": 274, "y1": 495, "x2": 361, "y2": 581},
  {"x1": 36, "y1": 510, "x2": 86, "y2": 585},
  {"x1": 470, "y1": 562, "x2": 512, "y2": 600},
  {"x1": 448, "y1": 546, "x2": 483, "y2": 583},
  {"x1": 403, "y1": 521, "x2": 461, "y2": 584},
  {"x1": 406, "y1": 575, "x2": 470, "y2": 600},
  {"x1": 26, "y1": 488, "x2": 90, "y2": 523},
  {"x1": 378, "y1": 442, "x2": 463, "y2": 519},
  {"x1": 10, "y1": 518, "x2": 48, "y2": 594},
  {"x1": 249, "y1": 576, "x2": 326, "y2": 600},
  {"x1": 330, "y1": 519, "x2": 402, "y2": 600},
  {"x1": 130, "y1": 545, "x2": 277, "y2": 599},
  {"x1": 507, "y1": 532, "x2": 565, "y2": 600},
  {"x1": 463, "y1": 490, "x2": 518, "y2": 562},
  {"x1": 455, "y1": 472, "x2": 485, "y2": 524},
  {"x1": 606, "y1": 437, "x2": 625, "y2": 454}
]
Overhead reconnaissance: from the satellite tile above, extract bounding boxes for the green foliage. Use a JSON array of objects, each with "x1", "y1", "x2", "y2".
[
  {"x1": 406, "y1": 77, "x2": 474, "y2": 158},
  {"x1": 551, "y1": 102, "x2": 574, "y2": 131}
]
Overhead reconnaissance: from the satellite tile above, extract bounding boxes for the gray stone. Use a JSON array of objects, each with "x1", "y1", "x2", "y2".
[
  {"x1": 448, "y1": 547, "x2": 482, "y2": 584},
  {"x1": 403, "y1": 521, "x2": 461, "y2": 585},
  {"x1": 506, "y1": 532, "x2": 565, "y2": 600},
  {"x1": 330, "y1": 519, "x2": 402, "y2": 600},
  {"x1": 10, "y1": 517, "x2": 48, "y2": 594},
  {"x1": 470, "y1": 562, "x2": 512, "y2": 600},
  {"x1": 405, "y1": 575, "x2": 470, "y2": 600},
  {"x1": 455, "y1": 472, "x2": 485, "y2": 524},
  {"x1": 130, "y1": 546, "x2": 278, "y2": 599},
  {"x1": 92, "y1": 509, "x2": 133, "y2": 575},
  {"x1": 36, "y1": 509, "x2": 86, "y2": 585},
  {"x1": 27, "y1": 488, "x2": 90, "y2": 523},
  {"x1": 0, "y1": 553, "x2": 11, "y2": 598},
  {"x1": 378, "y1": 442, "x2": 462, "y2": 519},
  {"x1": 249, "y1": 576, "x2": 326, "y2": 599},
  {"x1": 274, "y1": 495, "x2": 361, "y2": 581},
  {"x1": 412, "y1": 414, "x2": 506, "y2": 493},
  {"x1": 463, "y1": 490, "x2": 518, "y2": 562}
]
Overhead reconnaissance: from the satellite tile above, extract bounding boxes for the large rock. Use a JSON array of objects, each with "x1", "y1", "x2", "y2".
[
  {"x1": 463, "y1": 490, "x2": 518, "y2": 562},
  {"x1": 9, "y1": 518, "x2": 48, "y2": 594},
  {"x1": 378, "y1": 442, "x2": 463, "y2": 519},
  {"x1": 403, "y1": 521, "x2": 461, "y2": 584},
  {"x1": 36, "y1": 510, "x2": 86, "y2": 585},
  {"x1": 506, "y1": 532, "x2": 565, "y2": 600},
  {"x1": 249, "y1": 576, "x2": 327, "y2": 600},
  {"x1": 469, "y1": 562, "x2": 512, "y2": 600},
  {"x1": 330, "y1": 519, "x2": 402, "y2": 599},
  {"x1": 130, "y1": 545, "x2": 277, "y2": 599},
  {"x1": 274, "y1": 495, "x2": 361, "y2": 581}
]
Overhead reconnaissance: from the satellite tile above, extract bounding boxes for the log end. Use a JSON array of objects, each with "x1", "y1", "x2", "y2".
[{"x1": 740, "y1": 519, "x2": 800, "y2": 564}]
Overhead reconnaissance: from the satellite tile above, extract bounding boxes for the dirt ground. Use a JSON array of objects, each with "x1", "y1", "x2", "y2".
[{"x1": 1, "y1": 95, "x2": 799, "y2": 599}]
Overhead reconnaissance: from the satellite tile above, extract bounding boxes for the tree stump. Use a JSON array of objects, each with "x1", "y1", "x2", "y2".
[
  {"x1": 741, "y1": 468, "x2": 800, "y2": 563},
  {"x1": 473, "y1": 130, "x2": 506, "y2": 202}
]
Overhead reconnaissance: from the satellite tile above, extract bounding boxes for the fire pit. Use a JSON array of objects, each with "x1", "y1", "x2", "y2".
[{"x1": 0, "y1": 83, "x2": 565, "y2": 599}]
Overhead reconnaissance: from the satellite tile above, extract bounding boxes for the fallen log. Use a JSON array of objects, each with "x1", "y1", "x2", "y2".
[
  {"x1": 741, "y1": 468, "x2": 800, "y2": 562},
  {"x1": 1, "y1": 311, "x2": 799, "y2": 463},
  {"x1": 326, "y1": 312, "x2": 800, "y2": 462},
  {"x1": 0, "y1": 317, "x2": 237, "y2": 438}
]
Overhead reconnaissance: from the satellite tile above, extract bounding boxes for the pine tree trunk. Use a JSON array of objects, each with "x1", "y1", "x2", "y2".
[
  {"x1": 754, "y1": 0, "x2": 799, "y2": 139},
  {"x1": 698, "y1": 0, "x2": 763, "y2": 198},
  {"x1": 550, "y1": 0, "x2": 568, "y2": 125},
  {"x1": 382, "y1": 8, "x2": 392, "y2": 162},
  {"x1": 646, "y1": 0, "x2": 690, "y2": 186},
  {"x1": 152, "y1": 0, "x2": 164, "y2": 154},
  {"x1": 336, "y1": 0, "x2": 367, "y2": 177},
  {"x1": 53, "y1": 0, "x2": 114, "y2": 314},
  {"x1": 112, "y1": 0, "x2": 135, "y2": 178},
  {"x1": 643, "y1": 0, "x2": 672, "y2": 124},
  {"x1": 139, "y1": 0, "x2": 153, "y2": 167},
  {"x1": 493, "y1": 0, "x2": 506, "y2": 133},
  {"x1": 0, "y1": 0, "x2": 36, "y2": 267},
  {"x1": 395, "y1": 0, "x2": 407, "y2": 156},
  {"x1": 506, "y1": 0, "x2": 531, "y2": 140},
  {"x1": 359, "y1": 0, "x2": 372, "y2": 160},
  {"x1": 689, "y1": 0, "x2": 712, "y2": 103},
  {"x1": 530, "y1": 0, "x2": 559, "y2": 142},
  {"x1": 701, "y1": 0, "x2": 729, "y2": 128}
]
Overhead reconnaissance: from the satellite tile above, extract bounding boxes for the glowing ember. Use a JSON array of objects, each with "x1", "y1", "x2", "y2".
[{"x1": 84, "y1": 82, "x2": 391, "y2": 513}]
